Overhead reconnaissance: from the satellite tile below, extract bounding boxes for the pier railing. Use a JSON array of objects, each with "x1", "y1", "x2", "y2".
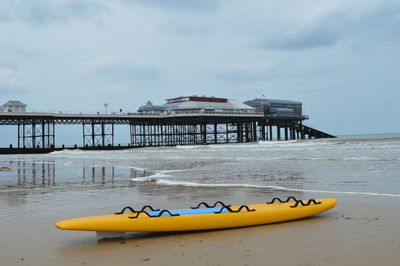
[{"x1": 0, "y1": 110, "x2": 264, "y2": 117}]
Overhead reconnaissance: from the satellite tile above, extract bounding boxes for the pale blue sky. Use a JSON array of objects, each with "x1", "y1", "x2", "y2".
[{"x1": 0, "y1": 0, "x2": 399, "y2": 144}]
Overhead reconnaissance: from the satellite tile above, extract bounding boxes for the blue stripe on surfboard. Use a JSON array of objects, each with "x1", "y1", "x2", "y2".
[{"x1": 147, "y1": 207, "x2": 228, "y2": 216}]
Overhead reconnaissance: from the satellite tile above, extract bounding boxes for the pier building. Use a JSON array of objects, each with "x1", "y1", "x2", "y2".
[
  {"x1": 244, "y1": 98, "x2": 303, "y2": 118},
  {"x1": 137, "y1": 101, "x2": 165, "y2": 115},
  {"x1": 138, "y1": 96, "x2": 255, "y2": 114},
  {"x1": 1, "y1": 100, "x2": 27, "y2": 113}
]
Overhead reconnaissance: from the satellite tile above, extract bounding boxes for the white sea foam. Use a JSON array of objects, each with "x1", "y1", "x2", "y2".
[
  {"x1": 283, "y1": 156, "x2": 400, "y2": 162},
  {"x1": 130, "y1": 166, "x2": 150, "y2": 171},
  {"x1": 130, "y1": 177, "x2": 156, "y2": 181},
  {"x1": 63, "y1": 161, "x2": 73, "y2": 166},
  {"x1": 159, "y1": 169, "x2": 185, "y2": 173},
  {"x1": 49, "y1": 149, "x2": 85, "y2": 155},
  {"x1": 147, "y1": 179, "x2": 400, "y2": 198},
  {"x1": 148, "y1": 173, "x2": 173, "y2": 179},
  {"x1": 40, "y1": 136, "x2": 400, "y2": 162},
  {"x1": 176, "y1": 145, "x2": 201, "y2": 150},
  {"x1": 130, "y1": 172, "x2": 172, "y2": 181}
]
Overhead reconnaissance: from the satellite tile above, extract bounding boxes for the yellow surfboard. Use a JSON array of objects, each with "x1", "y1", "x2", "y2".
[{"x1": 56, "y1": 197, "x2": 336, "y2": 237}]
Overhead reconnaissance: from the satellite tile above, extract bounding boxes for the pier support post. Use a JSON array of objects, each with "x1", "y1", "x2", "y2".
[
  {"x1": 277, "y1": 126, "x2": 281, "y2": 141},
  {"x1": 225, "y1": 123, "x2": 229, "y2": 143},
  {"x1": 290, "y1": 122, "x2": 295, "y2": 140},
  {"x1": 269, "y1": 125, "x2": 273, "y2": 141},
  {"x1": 236, "y1": 123, "x2": 241, "y2": 143},
  {"x1": 201, "y1": 123, "x2": 207, "y2": 144},
  {"x1": 18, "y1": 123, "x2": 21, "y2": 148},
  {"x1": 253, "y1": 122, "x2": 257, "y2": 142},
  {"x1": 284, "y1": 124, "x2": 289, "y2": 141},
  {"x1": 261, "y1": 123, "x2": 266, "y2": 141},
  {"x1": 18, "y1": 120, "x2": 55, "y2": 149},
  {"x1": 83, "y1": 122, "x2": 114, "y2": 147},
  {"x1": 214, "y1": 123, "x2": 218, "y2": 144},
  {"x1": 245, "y1": 123, "x2": 250, "y2": 142}
]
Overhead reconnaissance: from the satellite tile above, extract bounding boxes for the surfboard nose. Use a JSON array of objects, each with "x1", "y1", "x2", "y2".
[
  {"x1": 55, "y1": 219, "x2": 77, "y2": 230},
  {"x1": 55, "y1": 221, "x2": 66, "y2": 230},
  {"x1": 326, "y1": 198, "x2": 338, "y2": 208}
]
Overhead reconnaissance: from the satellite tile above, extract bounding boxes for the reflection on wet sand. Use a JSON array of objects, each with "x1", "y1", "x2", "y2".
[
  {"x1": 130, "y1": 168, "x2": 153, "y2": 180},
  {"x1": 82, "y1": 166, "x2": 116, "y2": 184},
  {"x1": 11, "y1": 161, "x2": 156, "y2": 187},
  {"x1": 17, "y1": 161, "x2": 56, "y2": 186}
]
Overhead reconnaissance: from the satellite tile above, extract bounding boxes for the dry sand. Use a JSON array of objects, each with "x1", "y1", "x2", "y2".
[{"x1": 0, "y1": 196, "x2": 399, "y2": 266}]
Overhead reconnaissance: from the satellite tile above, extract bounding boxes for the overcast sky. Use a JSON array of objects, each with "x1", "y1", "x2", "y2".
[{"x1": 1, "y1": 0, "x2": 399, "y2": 137}]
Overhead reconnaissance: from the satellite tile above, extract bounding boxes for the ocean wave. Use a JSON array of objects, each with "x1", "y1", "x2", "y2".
[
  {"x1": 159, "y1": 169, "x2": 186, "y2": 173},
  {"x1": 134, "y1": 178, "x2": 400, "y2": 198},
  {"x1": 284, "y1": 156, "x2": 400, "y2": 162},
  {"x1": 258, "y1": 139, "x2": 335, "y2": 147},
  {"x1": 49, "y1": 149, "x2": 85, "y2": 155},
  {"x1": 130, "y1": 166, "x2": 150, "y2": 171},
  {"x1": 46, "y1": 153, "x2": 400, "y2": 163},
  {"x1": 31, "y1": 146, "x2": 400, "y2": 164},
  {"x1": 176, "y1": 145, "x2": 201, "y2": 150},
  {"x1": 148, "y1": 172, "x2": 173, "y2": 179},
  {"x1": 40, "y1": 137, "x2": 400, "y2": 160},
  {"x1": 134, "y1": 155, "x2": 400, "y2": 162},
  {"x1": 204, "y1": 140, "x2": 400, "y2": 152},
  {"x1": 131, "y1": 172, "x2": 173, "y2": 181}
]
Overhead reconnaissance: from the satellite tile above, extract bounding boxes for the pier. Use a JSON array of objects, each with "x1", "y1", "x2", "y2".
[{"x1": 0, "y1": 110, "x2": 334, "y2": 154}]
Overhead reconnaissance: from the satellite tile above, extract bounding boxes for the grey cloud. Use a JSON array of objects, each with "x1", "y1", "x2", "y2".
[
  {"x1": 215, "y1": 59, "x2": 279, "y2": 83},
  {"x1": 0, "y1": 65, "x2": 30, "y2": 91},
  {"x1": 258, "y1": 10, "x2": 344, "y2": 51},
  {"x1": 0, "y1": 42, "x2": 42, "y2": 57},
  {"x1": 0, "y1": 86, "x2": 14, "y2": 94},
  {"x1": 217, "y1": 71, "x2": 267, "y2": 83},
  {"x1": 0, "y1": 85, "x2": 26, "y2": 94},
  {"x1": 261, "y1": 26, "x2": 340, "y2": 50},
  {"x1": 121, "y1": 0, "x2": 221, "y2": 12},
  {"x1": 367, "y1": 8, "x2": 400, "y2": 40},
  {"x1": 0, "y1": 0, "x2": 105, "y2": 25},
  {"x1": 172, "y1": 23, "x2": 215, "y2": 38},
  {"x1": 216, "y1": 68, "x2": 285, "y2": 83},
  {"x1": 0, "y1": 62, "x2": 19, "y2": 70},
  {"x1": 93, "y1": 62, "x2": 160, "y2": 82},
  {"x1": 257, "y1": 6, "x2": 348, "y2": 50},
  {"x1": 259, "y1": 3, "x2": 400, "y2": 51}
]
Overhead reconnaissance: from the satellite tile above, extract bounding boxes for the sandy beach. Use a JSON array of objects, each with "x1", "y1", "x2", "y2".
[{"x1": 1, "y1": 190, "x2": 399, "y2": 266}]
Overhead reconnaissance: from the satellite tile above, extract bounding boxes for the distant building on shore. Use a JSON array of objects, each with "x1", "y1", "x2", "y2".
[
  {"x1": 137, "y1": 96, "x2": 256, "y2": 114},
  {"x1": 1, "y1": 100, "x2": 27, "y2": 113}
]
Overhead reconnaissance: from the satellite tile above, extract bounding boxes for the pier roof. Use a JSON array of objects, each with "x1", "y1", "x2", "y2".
[
  {"x1": 250, "y1": 98, "x2": 302, "y2": 106},
  {"x1": 168, "y1": 99, "x2": 255, "y2": 112},
  {"x1": 2, "y1": 100, "x2": 27, "y2": 107}
]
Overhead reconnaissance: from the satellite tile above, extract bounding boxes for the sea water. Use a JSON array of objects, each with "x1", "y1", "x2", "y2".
[{"x1": 0, "y1": 134, "x2": 400, "y2": 217}]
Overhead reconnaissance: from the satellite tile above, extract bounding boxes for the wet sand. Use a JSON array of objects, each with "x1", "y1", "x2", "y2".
[{"x1": 1, "y1": 189, "x2": 399, "y2": 266}]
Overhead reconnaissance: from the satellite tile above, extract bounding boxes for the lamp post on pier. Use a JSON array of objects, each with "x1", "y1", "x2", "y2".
[
  {"x1": 104, "y1": 103, "x2": 109, "y2": 115},
  {"x1": 261, "y1": 94, "x2": 266, "y2": 117}
]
